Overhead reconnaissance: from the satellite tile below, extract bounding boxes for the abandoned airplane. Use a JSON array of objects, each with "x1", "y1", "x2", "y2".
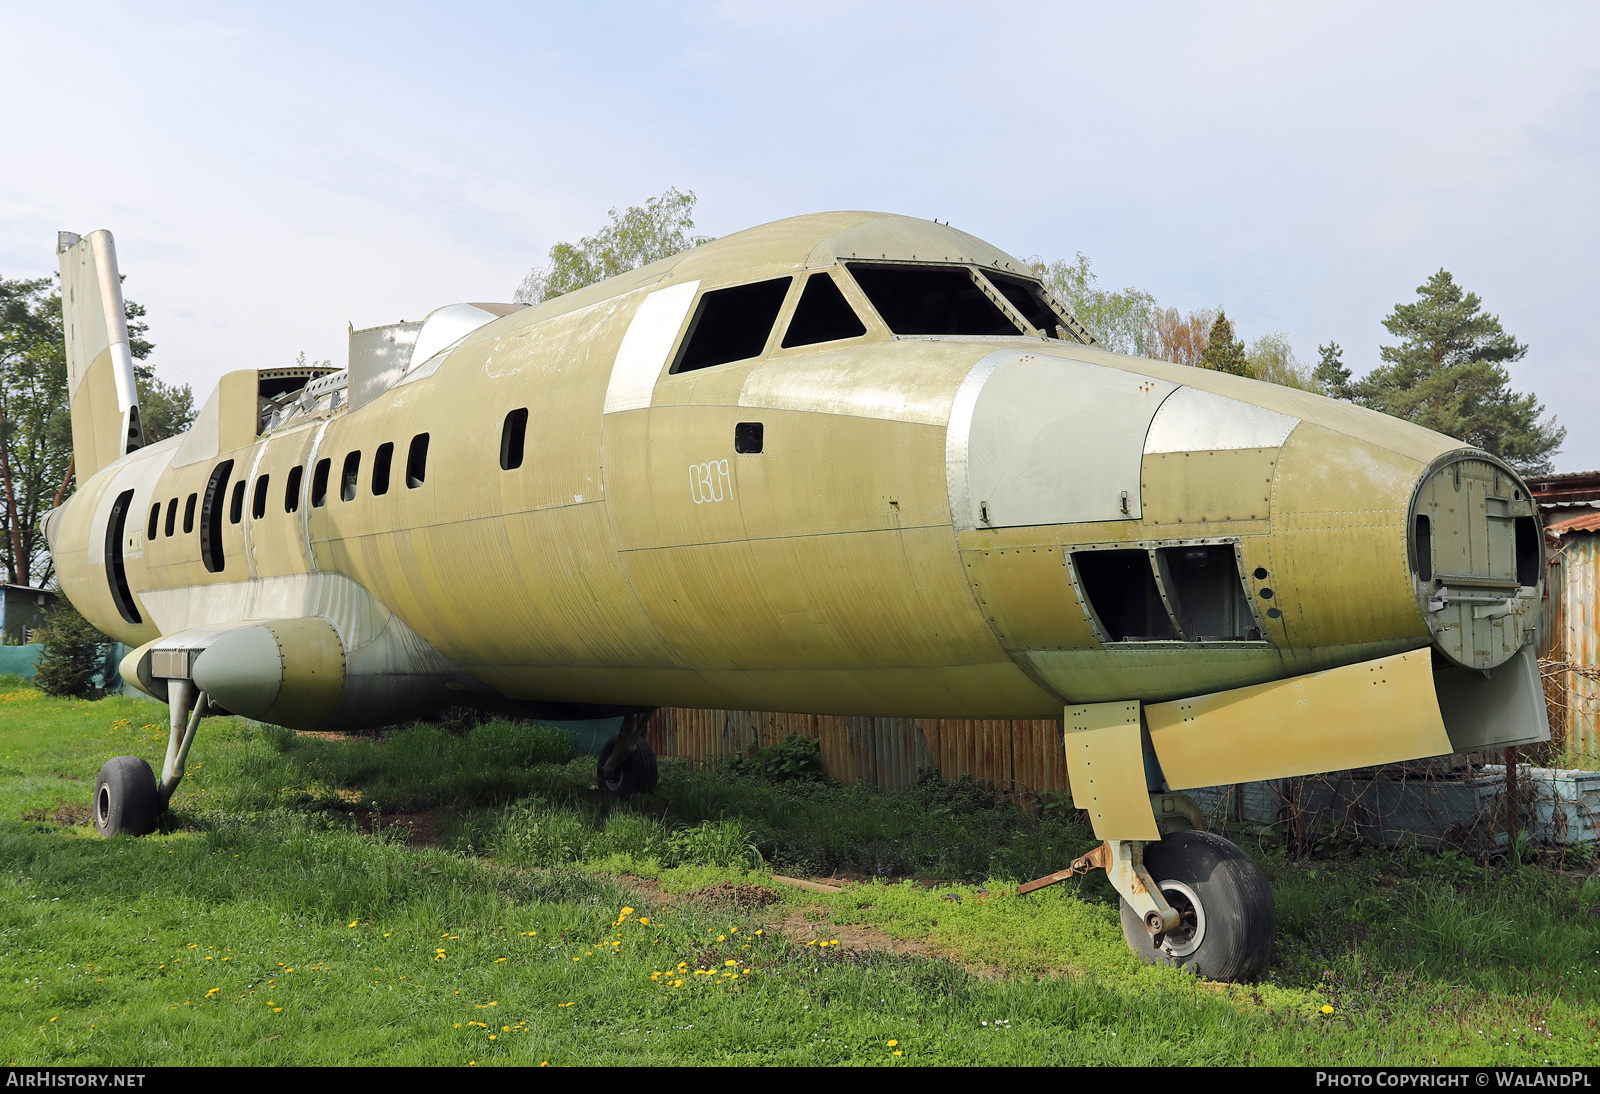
[{"x1": 49, "y1": 214, "x2": 1549, "y2": 980}]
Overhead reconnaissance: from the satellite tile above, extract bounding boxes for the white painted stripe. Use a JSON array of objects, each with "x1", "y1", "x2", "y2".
[
  {"x1": 1143, "y1": 386, "x2": 1299, "y2": 454},
  {"x1": 602, "y1": 280, "x2": 699, "y2": 414}
]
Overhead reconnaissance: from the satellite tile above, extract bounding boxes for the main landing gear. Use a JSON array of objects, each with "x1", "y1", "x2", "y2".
[
  {"x1": 93, "y1": 676, "x2": 210, "y2": 838},
  {"x1": 597, "y1": 709, "x2": 659, "y2": 797},
  {"x1": 1018, "y1": 795, "x2": 1276, "y2": 982}
]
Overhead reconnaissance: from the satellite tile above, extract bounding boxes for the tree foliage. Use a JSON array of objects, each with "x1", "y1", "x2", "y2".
[
  {"x1": 1313, "y1": 341, "x2": 1354, "y2": 400},
  {"x1": 0, "y1": 276, "x2": 193, "y2": 586},
  {"x1": 1198, "y1": 310, "x2": 1251, "y2": 376},
  {"x1": 1353, "y1": 270, "x2": 1563, "y2": 474},
  {"x1": 32, "y1": 596, "x2": 109, "y2": 697},
  {"x1": 1031, "y1": 254, "x2": 1160, "y2": 356},
  {"x1": 514, "y1": 188, "x2": 713, "y2": 304}
]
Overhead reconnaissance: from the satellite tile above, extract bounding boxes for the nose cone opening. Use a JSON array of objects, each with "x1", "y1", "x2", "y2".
[{"x1": 1410, "y1": 455, "x2": 1542, "y2": 671}]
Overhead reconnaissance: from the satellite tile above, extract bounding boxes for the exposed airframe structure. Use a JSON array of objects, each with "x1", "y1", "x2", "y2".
[{"x1": 50, "y1": 214, "x2": 1548, "y2": 980}]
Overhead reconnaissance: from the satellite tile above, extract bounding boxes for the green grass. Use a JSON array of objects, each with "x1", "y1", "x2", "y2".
[{"x1": 2, "y1": 679, "x2": 1598, "y2": 1065}]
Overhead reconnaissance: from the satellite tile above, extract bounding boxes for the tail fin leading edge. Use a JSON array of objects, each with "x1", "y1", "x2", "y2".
[{"x1": 57, "y1": 230, "x2": 144, "y2": 479}]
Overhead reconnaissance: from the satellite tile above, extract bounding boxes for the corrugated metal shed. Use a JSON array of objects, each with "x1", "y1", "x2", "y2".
[
  {"x1": 1542, "y1": 510, "x2": 1600, "y2": 759},
  {"x1": 650, "y1": 708, "x2": 1068, "y2": 803}
]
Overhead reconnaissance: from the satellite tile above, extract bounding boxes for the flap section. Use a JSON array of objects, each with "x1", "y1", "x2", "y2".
[{"x1": 1146, "y1": 649, "x2": 1453, "y2": 789}]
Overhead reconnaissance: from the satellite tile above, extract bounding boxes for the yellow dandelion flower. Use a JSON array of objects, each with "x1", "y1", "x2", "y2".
[
  {"x1": 489, "y1": 1035, "x2": 497, "y2": 1041},
  {"x1": 893, "y1": 1050, "x2": 903, "y2": 1057},
  {"x1": 887, "y1": 1040, "x2": 898, "y2": 1047},
  {"x1": 638, "y1": 917, "x2": 650, "y2": 926},
  {"x1": 1321, "y1": 1005, "x2": 1334, "y2": 1015},
  {"x1": 725, "y1": 960, "x2": 739, "y2": 966},
  {"x1": 348, "y1": 920, "x2": 359, "y2": 928},
  {"x1": 621, "y1": 907, "x2": 634, "y2": 915}
]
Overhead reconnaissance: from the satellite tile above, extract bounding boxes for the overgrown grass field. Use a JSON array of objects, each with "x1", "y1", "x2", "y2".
[{"x1": 2, "y1": 679, "x2": 1598, "y2": 1066}]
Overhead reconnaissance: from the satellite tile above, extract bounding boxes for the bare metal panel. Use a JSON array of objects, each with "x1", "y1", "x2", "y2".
[
  {"x1": 347, "y1": 321, "x2": 421, "y2": 412},
  {"x1": 1143, "y1": 386, "x2": 1298, "y2": 454},
  {"x1": 603, "y1": 282, "x2": 699, "y2": 414},
  {"x1": 949, "y1": 350, "x2": 1177, "y2": 530}
]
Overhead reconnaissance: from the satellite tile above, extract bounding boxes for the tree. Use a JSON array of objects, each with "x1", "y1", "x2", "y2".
[
  {"x1": 1198, "y1": 310, "x2": 1250, "y2": 376},
  {"x1": 1353, "y1": 270, "x2": 1563, "y2": 474},
  {"x1": 1313, "y1": 342, "x2": 1353, "y2": 400},
  {"x1": 514, "y1": 188, "x2": 714, "y2": 304},
  {"x1": 0, "y1": 277, "x2": 191, "y2": 587},
  {"x1": 1148, "y1": 306, "x2": 1216, "y2": 368},
  {"x1": 1031, "y1": 253, "x2": 1160, "y2": 356},
  {"x1": 1246, "y1": 331, "x2": 1317, "y2": 391},
  {"x1": 32, "y1": 597, "x2": 109, "y2": 697}
]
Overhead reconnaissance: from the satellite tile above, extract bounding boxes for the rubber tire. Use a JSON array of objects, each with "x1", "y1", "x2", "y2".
[
  {"x1": 597, "y1": 736, "x2": 658, "y2": 796},
  {"x1": 93, "y1": 756, "x2": 159, "y2": 837},
  {"x1": 1118, "y1": 830, "x2": 1276, "y2": 983}
]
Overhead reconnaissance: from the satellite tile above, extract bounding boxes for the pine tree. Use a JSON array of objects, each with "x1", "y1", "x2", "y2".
[
  {"x1": 32, "y1": 598, "x2": 109, "y2": 697},
  {"x1": 1198, "y1": 310, "x2": 1250, "y2": 376},
  {"x1": 1353, "y1": 270, "x2": 1563, "y2": 475},
  {"x1": 1313, "y1": 342, "x2": 1353, "y2": 400}
]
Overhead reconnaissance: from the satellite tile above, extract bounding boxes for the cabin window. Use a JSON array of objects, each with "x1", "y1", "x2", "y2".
[
  {"x1": 501, "y1": 409, "x2": 528, "y2": 470},
  {"x1": 781, "y1": 273, "x2": 867, "y2": 348},
  {"x1": 229, "y1": 481, "x2": 245, "y2": 524},
  {"x1": 1413, "y1": 515, "x2": 1432, "y2": 582},
  {"x1": 312, "y1": 458, "x2": 330, "y2": 507},
  {"x1": 1153, "y1": 545, "x2": 1259, "y2": 641},
  {"x1": 372, "y1": 443, "x2": 393, "y2": 495},
  {"x1": 252, "y1": 475, "x2": 271, "y2": 520},
  {"x1": 182, "y1": 493, "x2": 197, "y2": 535},
  {"x1": 1072, "y1": 549, "x2": 1178, "y2": 642},
  {"x1": 285, "y1": 466, "x2": 303, "y2": 512},
  {"x1": 341, "y1": 451, "x2": 360, "y2": 502},
  {"x1": 165, "y1": 498, "x2": 177, "y2": 538},
  {"x1": 1516, "y1": 516, "x2": 1541, "y2": 588},
  {"x1": 985, "y1": 271, "x2": 1073, "y2": 340},
  {"x1": 201, "y1": 460, "x2": 234, "y2": 574},
  {"x1": 734, "y1": 422, "x2": 764, "y2": 454},
  {"x1": 671, "y1": 277, "x2": 792, "y2": 373},
  {"x1": 105, "y1": 489, "x2": 141, "y2": 625},
  {"x1": 846, "y1": 264, "x2": 1021, "y2": 336},
  {"x1": 406, "y1": 433, "x2": 429, "y2": 488},
  {"x1": 148, "y1": 503, "x2": 160, "y2": 541}
]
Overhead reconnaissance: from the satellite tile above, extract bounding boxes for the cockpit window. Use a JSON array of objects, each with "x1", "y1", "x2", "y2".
[
  {"x1": 985, "y1": 271, "x2": 1072, "y2": 340},
  {"x1": 846, "y1": 264, "x2": 1021, "y2": 336},
  {"x1": 781, "y1": 273, "x2": 867, "y2": 348},
  {"x1": 672, "y1": 277, "x2": 792, "y2": 373}
]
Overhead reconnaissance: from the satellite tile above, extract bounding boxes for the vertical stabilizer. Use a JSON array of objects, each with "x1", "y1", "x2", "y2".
[{"x1": 57, "y1": 230, "x2": 144, "y2": 479}]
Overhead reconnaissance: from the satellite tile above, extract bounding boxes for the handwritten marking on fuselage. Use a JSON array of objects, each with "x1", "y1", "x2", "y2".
[{"x1": 689, "y1": 459, "x2": 731, "y2": 505}]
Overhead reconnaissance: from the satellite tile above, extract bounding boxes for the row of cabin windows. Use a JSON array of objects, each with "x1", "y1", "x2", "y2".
[
  {"x1": 147, "y1": 435, "x2": 430, "y2": 574},
  {"x1": 669, "y1": 264, "x2": 1074, "y2": 375}
]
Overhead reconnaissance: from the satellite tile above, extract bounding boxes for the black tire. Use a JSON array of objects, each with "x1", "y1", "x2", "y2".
[
  {"x1": 93, "y1": 756, "x2": 159, "y2": 837},
  {"x1": 1118, "y1": 830, "x2": 1275, "y2": 982},
  {"x1": 597, "y1": 736, "x2": 658, "y2": 796}
]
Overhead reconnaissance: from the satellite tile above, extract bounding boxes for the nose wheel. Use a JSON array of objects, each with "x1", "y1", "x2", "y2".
[
  {"x1": 1118, "y1": 830, "x2": 1275, "y2": 982},
  {"x1": 596, "y1": 710, "x2": 659, "y2": 796}
]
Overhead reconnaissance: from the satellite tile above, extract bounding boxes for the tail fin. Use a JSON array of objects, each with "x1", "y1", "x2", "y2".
[{"x1": 57, "y1": 230, "x2": 144, "y2": 479}]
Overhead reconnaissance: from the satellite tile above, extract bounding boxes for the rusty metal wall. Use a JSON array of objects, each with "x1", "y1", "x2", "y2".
[
  {"x1": 1546, "y1": 531, "x2": 1600, "y2": 759},
  {"x1": 650, "y1": 708, "x2": 1069, "y2": 803}
]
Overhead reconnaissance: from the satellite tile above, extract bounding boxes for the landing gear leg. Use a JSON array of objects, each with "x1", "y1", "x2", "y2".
[
  {"x1": 1116, "y1": 830, "x2": 1276, "y2": 981},
  {"x1": 157, "y1": 678, "x2": 208, "y2": 808},
  {"x1": 1017, "y1": 794, "x2": 1275, "y2": 982},
  {"x1": 91, "y1": 675, "x2": 209, "y2": 837},
  {"x1": 597, "y1": 709, "x2": 659, "y2": 796}
]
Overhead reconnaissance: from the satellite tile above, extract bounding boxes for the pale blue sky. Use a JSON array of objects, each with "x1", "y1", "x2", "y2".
[{"x1": 3, "y1": 2, "x2": 1596, "y2": 467}]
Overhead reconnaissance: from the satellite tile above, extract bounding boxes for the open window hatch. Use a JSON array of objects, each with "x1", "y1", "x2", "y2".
[{"x1": 1072, "y1": 543, "x2": 1264, "y2": 644}]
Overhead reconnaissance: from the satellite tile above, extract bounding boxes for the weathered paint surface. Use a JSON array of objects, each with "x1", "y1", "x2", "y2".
[{"x1": 1543, "y1": 520, "x2": 1600, "y2": 757}]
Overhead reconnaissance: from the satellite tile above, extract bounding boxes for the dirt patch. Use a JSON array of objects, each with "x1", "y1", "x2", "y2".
[
  {"x1": 21, "y1": 801, "x2": 91, "y2": 826},
  {"x1": 359, "y1": 806, "x2": 446, "y2": 849},
  {"x1": 769, "y1": 906, "x2": 932, "y2": 957},
  {"x1": 682, "y1": 881, "x2": 783, "y2": 911}
]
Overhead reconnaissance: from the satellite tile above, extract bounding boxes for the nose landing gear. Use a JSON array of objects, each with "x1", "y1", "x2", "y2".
[{"x1": 1117, "y1": 830, "x2": 1275, "y2": 982}]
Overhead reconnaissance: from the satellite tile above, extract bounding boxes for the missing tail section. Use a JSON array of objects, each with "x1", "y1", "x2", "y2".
[{"x1": 57, "y1": 230, "x2": 144, "y2": 478}]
